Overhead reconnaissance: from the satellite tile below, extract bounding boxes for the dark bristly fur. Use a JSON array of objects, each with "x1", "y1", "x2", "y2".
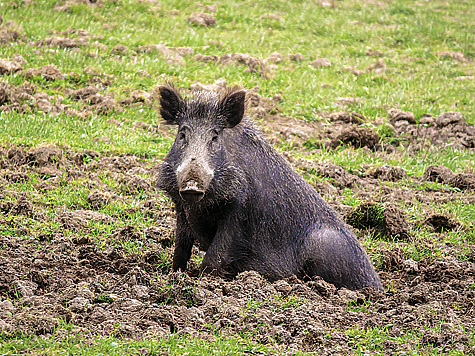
[{"x1": 156, "y1": 84, "x2": 383, "y2": 291}]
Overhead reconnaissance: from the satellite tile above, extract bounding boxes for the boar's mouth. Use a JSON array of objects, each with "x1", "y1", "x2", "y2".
[{"x1": 179, "y1": 179, "x2": 205, "y2": 203}]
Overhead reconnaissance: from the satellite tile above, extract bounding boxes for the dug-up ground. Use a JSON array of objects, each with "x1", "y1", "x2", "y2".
[{"x1": 1, "y1": 84, "x2": 475, "y2": 355}]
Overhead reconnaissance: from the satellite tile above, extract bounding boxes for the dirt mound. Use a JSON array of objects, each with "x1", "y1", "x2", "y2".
[
  {"x1": 449, "y1": 172, "x2": 475, "y2": 191},
  {"x1": 0, "y1": 21, "x2": 24, "y2": 45},
  {"x1": 391, "y1": 110, "x2": 475, "y2": 150},
  {"x1": 0, "y1": 145, "x2": 474, "y2": 354},
  {"x1": 389, "y1": 108, "x2": 416, "y2": 124},
  {"x1": 347, "y1": 202, "x2": 410, "y2": 239},
  {"x1": 0, "y1": 81, "x2": 36, "y2": 111},
  {"x1": 21, "y1": 64, "x2": 65, "y2": 81},
  {"x1": 137, "y1": 44, "x2": 193, "y2": 66},
  {"x1": 0, "y1": 230, "x2": 473, "y2": 355},
  {"x1": 330, "y1": 126, "x2": 380, "y2": 149},
  {"x1": 188, "y1": 12, "x2": 217, "y2": 27},
  {"x1": 2, "y1": 146, "x2": 62, "y2": 168},
  {"x1": 366, "y1": 165, "x2": 407, "y2": 181},
  {"x1": 326, "y1": 111, "x2": 366, "y2": 124},
  {"x1": 424, "y1": 165, "x2": 455, "y2": 183},
  {"x1": 195, "y1": 53, "x2": 274, "y2": 79},
  {"x1": 32, "y1": 36, "x2": 87, "y2": 48},
  {"x1": 293, "y1": 159, "x2": 359, "y2": 188},
  {"x1": 0, "y1": 58, "x2": 23, "y2": 75}
]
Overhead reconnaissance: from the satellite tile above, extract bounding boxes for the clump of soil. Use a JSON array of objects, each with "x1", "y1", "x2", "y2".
[
  {"x1": 347, "y1": 202, "x2": 409, "y2": 239},
  {"x1": 424, "y1": 165, "x2": 455, "y2": 184},
  {"x1": 343, "y1": 65, "x2": 364, "y2": 76},
  {"x1": 32, "y1": 36, "x2": 87, "y2": 48},
  {"x1": 70, "y1": 86, "x2": 99, "y2": 100},
  {"x1": 390, "y1": 110, "x2": 475, "y2": 150},
  {"x1": 330, "y1": 126, "x2": 380, "y2": 149},
  {"x1": 0, "y1": 58, "x2": 24, "y2": 75},
  {"x1": 0, "y1": 21, "x2": 25, "y2": 45},
  {"x1": 111, "y1": 44, "x2": 128, "y2": 55},
  {"x1": 326, "y1": 111, "x2": 366, "y2": 124},
  {"x1": 289, "y1": 53, "x2": 304, "y2": 61},
  {"x1": 21, "y1": 64, "x2": 65, "y2": 81},
  {"x1": 389, "y1": 108, "x2": 416, "y2": 124},
  {"x1": 137, "y1": 44, "x2": 193, "y2": 66},
  {"x1": 88, "y1": 189, "x2": 118, "y2": 209},
  {"x1": 367, "y1": 58, "x2": 386, "y2": 74},
  {"x1": 449, "y1": 172, "x2": 475, "y2": 191},
  {"x1": 423, "y1": 165, "x2": 475, "y2": 191},
  {"x1": 366, "y1": 165, "x2": 407, "y2": 181},
  {"x1": 310, "y1": 58, "x2": 331, "y2": 68},
  {"x1": 194, "y1": 53, "x2": 274, "y2": 79},
  {"x1": 188, "y1": 12, "x2": 217, "y2": 27}
]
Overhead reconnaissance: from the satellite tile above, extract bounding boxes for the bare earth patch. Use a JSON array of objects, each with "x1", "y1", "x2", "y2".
[{"x1": 0, "y1": 141, "x2": 473, "y2": 354}]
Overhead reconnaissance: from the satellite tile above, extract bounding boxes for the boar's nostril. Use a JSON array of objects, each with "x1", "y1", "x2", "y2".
[{"x1": 179, "y1": 180, "x2": 205, "y2": 203}]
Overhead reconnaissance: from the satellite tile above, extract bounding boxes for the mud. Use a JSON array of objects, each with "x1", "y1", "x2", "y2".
[{"x1": 0, "y1": 139, "x2": 474, "y2": 354}]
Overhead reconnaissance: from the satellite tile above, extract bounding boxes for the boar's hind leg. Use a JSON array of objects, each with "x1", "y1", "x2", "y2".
[
  {"x1": 172, "y1": 211, "x2": 196, "y2": 272},
  {"x1": 303, "y1": 227, "x2": 383, "y2": 291}
]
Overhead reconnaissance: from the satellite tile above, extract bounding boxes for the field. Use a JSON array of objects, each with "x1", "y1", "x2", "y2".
[{"x1": 1, "y1": 0, "x2": 475, "y2": 354}]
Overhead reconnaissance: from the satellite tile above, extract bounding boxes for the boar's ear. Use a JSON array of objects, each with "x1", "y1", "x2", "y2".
[
  {"x1": 158, "y1": 85, "x2": 185, "y2": 125},
  {"x1": 219, "y1": 90, "x2": 246, "y2": 128}
]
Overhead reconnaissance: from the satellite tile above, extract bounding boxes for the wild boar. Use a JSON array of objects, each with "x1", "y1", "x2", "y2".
[{"x1": 156, "y1": 84, "x2": 383, "y2": 291}]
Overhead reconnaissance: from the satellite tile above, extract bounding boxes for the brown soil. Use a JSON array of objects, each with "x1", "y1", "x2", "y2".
[
  {"x1": 0, "y1": 142, "x2": 474, "y2": 355},
  {"x1": 1, "y1": 82, "x2": 475, "y2": 353},
  {"x1": 188, "y1": 12, "x2": 217, "y2": 27}
]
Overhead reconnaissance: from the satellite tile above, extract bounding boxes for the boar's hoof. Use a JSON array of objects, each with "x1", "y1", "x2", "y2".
[{"x1": 180, "y1": 180, "x2": 205, "y2": 203}]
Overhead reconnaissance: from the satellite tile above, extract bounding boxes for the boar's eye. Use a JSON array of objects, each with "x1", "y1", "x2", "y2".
[
  {"x1": 210, "y1": 130, "x2": 219, "y2": 144},
  {"x1": 177, "y1": 131, "x2": 187, "y2": 145}
]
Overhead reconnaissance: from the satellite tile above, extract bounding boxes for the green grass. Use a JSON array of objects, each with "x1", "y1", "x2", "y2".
[
  {"x1": 347, "y1": 326, "x2": 475, "y2": 356},
  {"x1": 0, "y1": 333, "x2": 288, "y2": 355},
  {"x1": 1, "y1": 0, "x2": 475, "y2": 354},
  {"x1": 1, "y1": 0, "x2": 475, "y2": 142}
]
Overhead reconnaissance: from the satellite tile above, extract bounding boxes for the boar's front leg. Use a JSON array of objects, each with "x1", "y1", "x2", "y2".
[
  {"x1": 172, "y1": 209, "x2": 196, "y2": 272},
  {"x1": 200, "y1": 217, "x2": 249, "y2": 278}
]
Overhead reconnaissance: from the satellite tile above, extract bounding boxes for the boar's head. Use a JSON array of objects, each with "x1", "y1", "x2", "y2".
[{"x1": 157, "y1": 84, "x2": 246, "y2": 205}]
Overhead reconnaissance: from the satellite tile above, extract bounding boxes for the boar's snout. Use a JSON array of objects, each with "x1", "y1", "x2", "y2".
[{"x1": 179, "y1": 179, "x2": 205, "y2": 203}]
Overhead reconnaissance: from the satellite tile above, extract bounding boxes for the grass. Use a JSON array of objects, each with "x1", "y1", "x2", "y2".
[
  {"x1": 1, "y1": 0, "x2": 475, "y2": 354},
  {"x1": 347, "y1": 326, "x2": 475, "y2": 356},
  {"x1": 0, "y1": 333, "x2": 285, "y2": 355}
]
